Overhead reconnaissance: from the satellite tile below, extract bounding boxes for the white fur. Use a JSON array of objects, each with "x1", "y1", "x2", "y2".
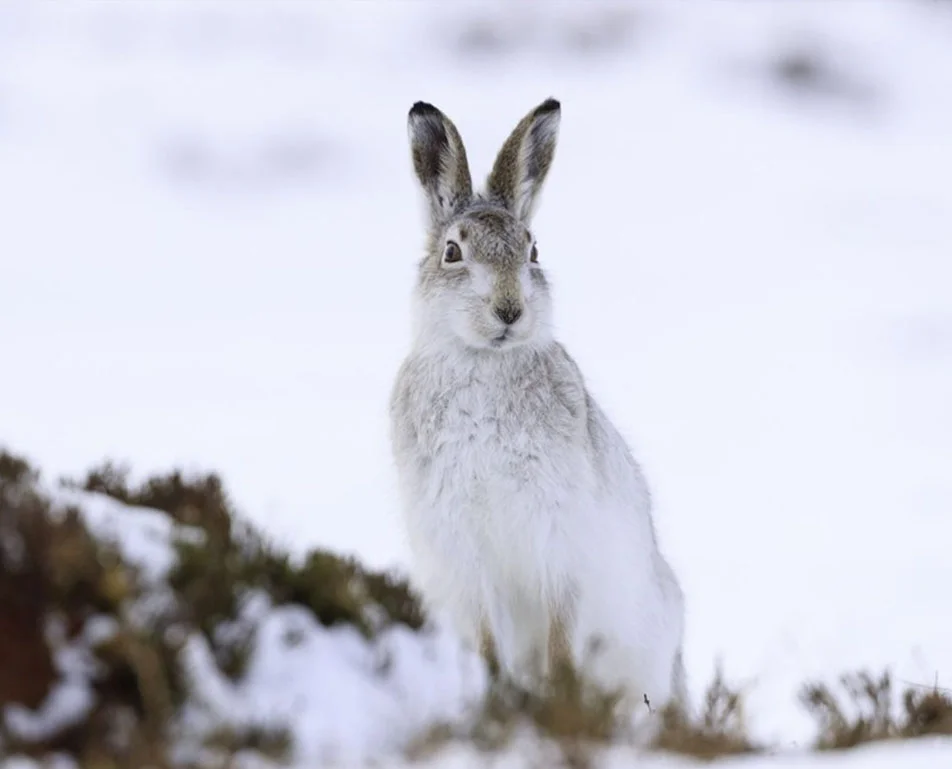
[
  {"x1": 390, "y1": 338, "x2": 686, "y2": 714},
  {"x1": 391, "y1": 99, "x2": 687, "y2": 721}
]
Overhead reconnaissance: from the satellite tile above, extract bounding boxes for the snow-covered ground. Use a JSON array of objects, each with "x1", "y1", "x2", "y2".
[
  {"x1": 2, "y1": 0, "x2": 951, "y2": 764},
  {"x1": 46, "y1": 486, "x2": 486, "y2": 767}
]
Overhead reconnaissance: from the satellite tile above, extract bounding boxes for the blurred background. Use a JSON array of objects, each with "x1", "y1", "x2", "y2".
[{"x1": 1, "y1": 0, "x2": 950, "y2": 742}]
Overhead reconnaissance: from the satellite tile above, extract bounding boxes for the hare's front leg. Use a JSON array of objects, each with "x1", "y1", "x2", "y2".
[
  {"x1": 488, "y1": 592, "x2": 559, "y2": 689},
  {"x1": 402, "y1": 509, "x2": 491, "y2": 654},
  {"x1": 479, "y1": 584, "x2": 523, "y2": 681}
]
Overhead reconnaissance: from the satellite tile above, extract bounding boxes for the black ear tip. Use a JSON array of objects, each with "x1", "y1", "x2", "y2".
[
  {"x1": 537, "y1": 98, "x2": 561, "y2": 115},
  {"x1": 409, "y1": 101, "x2": 441, "y2": 119}
]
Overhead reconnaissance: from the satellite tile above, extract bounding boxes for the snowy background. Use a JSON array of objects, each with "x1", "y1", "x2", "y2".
[{"x1": 1, "y1": 0, "x2": 951, "y2": 763}]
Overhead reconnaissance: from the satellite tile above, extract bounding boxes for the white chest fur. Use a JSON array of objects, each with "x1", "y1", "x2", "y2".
[
  {"x1": 394, "y1": 346, "x2": 591, "y2": 596},
  {"x1": 390, "y1": 343, "x2": 685, "y2": 710}
]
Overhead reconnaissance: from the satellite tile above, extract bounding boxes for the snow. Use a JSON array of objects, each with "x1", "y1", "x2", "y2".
[
  {"x1": 3, "y1": 681, "x2": 93, "y2": 747},
  {"x1": 2, "y1": 615, "x2": 108, "y2": 745},
  {"x1": 174, "y1": 594, "x2": 486, "y2": 765},
  {"x1": 23, "y1": 484, "x2": 489, "y2": 766},
  {"x1": 377, "y1": 738, "x2": 952, "y2": 769},
  {"x1": 1, "y1": 759, "x2": 76, "y2": 769},
  {"x1": 1, "y1": 0, "x2": 951, "y2": 765},
  {"x1": 56, "y1": 487, "x2": 201, "y2": 583}
]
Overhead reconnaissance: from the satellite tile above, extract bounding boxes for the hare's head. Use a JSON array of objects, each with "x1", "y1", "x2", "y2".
[{"x1": 407, "y1": 99, "x2": 560, "y2": 351}]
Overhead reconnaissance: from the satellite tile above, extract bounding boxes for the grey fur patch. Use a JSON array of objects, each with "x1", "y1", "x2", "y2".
[
  {"x1": 485, "y1": 98, "x2": 561, "y2": 222},
  {"x1": 408, "y1": 102, "x2": 473, "y2": 223}
]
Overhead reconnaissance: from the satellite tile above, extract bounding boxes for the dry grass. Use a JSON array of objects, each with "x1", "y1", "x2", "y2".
[
  {"x1": 482, "y1": 662, "x2": 762, "y2": 765},
  {"x1": 653, "y1": 666, "x2": 760, "y2": 761},
  {"x1": 801, "y1": 670, "x2": 952, "y2": 750},
  {"x1": 407, "y1": 658, "x2": 624, "y2": 769},
  {"x1": 474, "y1": 661, "x2": 622, "y2": 751},
  {"x1": 201, "y1": 721, "x2": 294, "y2": 764},
  {"x1": 409, "y1": 658, "x2": 760, "y2": 767},
  {"x1": 408, "y1": 666, "x2": 950, "y2": 766}
]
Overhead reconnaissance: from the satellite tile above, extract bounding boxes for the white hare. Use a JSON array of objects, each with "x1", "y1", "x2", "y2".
[{"x1": 389, "y1": 98, "x2": 686, "y2": 716}]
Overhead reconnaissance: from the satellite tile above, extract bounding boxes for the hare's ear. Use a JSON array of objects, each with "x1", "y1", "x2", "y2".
[
  {"x1": 485, "y1": 98, "x2": 561, "y2": 224},
  {"x1": 408, "y1": 102, "x2": 473, "y2": 225}
]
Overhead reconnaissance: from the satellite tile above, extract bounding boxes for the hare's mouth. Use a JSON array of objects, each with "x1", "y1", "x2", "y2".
[{"x1": 490, "y1": 329, "x2": 510, "y2": 347}]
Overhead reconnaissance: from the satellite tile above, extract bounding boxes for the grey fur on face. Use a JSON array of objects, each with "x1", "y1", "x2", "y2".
[{"x1": 407, "y1": 100, "x2": 561, "y2": 352}]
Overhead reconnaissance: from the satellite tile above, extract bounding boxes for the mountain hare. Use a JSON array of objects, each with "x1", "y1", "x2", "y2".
[{"x1": 390, "y1": 98, "x2": 686, "y2": 715}]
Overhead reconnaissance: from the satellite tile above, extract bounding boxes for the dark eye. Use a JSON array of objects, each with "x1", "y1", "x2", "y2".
[
  {"x1": 530, "y1": 243, "x2": 539, "y2": 263},
  {"x1": 443, "y1": 240, "x2": 463, "y2": 264}
]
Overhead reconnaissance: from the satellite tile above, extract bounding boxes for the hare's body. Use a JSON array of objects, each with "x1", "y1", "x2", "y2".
[
  {"x1": 391, "y1": 343, "x2": 685, "y2": 707},
  {"x1": 390, "y1": 99, "x2": 686, "y2": 714}
]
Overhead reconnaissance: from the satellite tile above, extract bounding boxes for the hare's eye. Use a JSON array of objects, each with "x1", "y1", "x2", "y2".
[
  {"x1": 530, "y1": 243, "x2": 539, "y2": 263},
  {"x1": 443, "y1": 240, "x2": 463, "y2": 264}
]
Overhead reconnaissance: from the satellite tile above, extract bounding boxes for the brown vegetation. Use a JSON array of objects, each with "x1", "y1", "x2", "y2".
[
  {"x1": 3, "y1": 447, "x2": 950, "y2": 768},
  {"x1": 801, "y1": 670, "x2": 952, "y2": 750}
]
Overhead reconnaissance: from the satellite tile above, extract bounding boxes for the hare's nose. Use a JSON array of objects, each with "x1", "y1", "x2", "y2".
[{"x1": 494, "y1": 303, "x2": 523, "y2": 326}]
